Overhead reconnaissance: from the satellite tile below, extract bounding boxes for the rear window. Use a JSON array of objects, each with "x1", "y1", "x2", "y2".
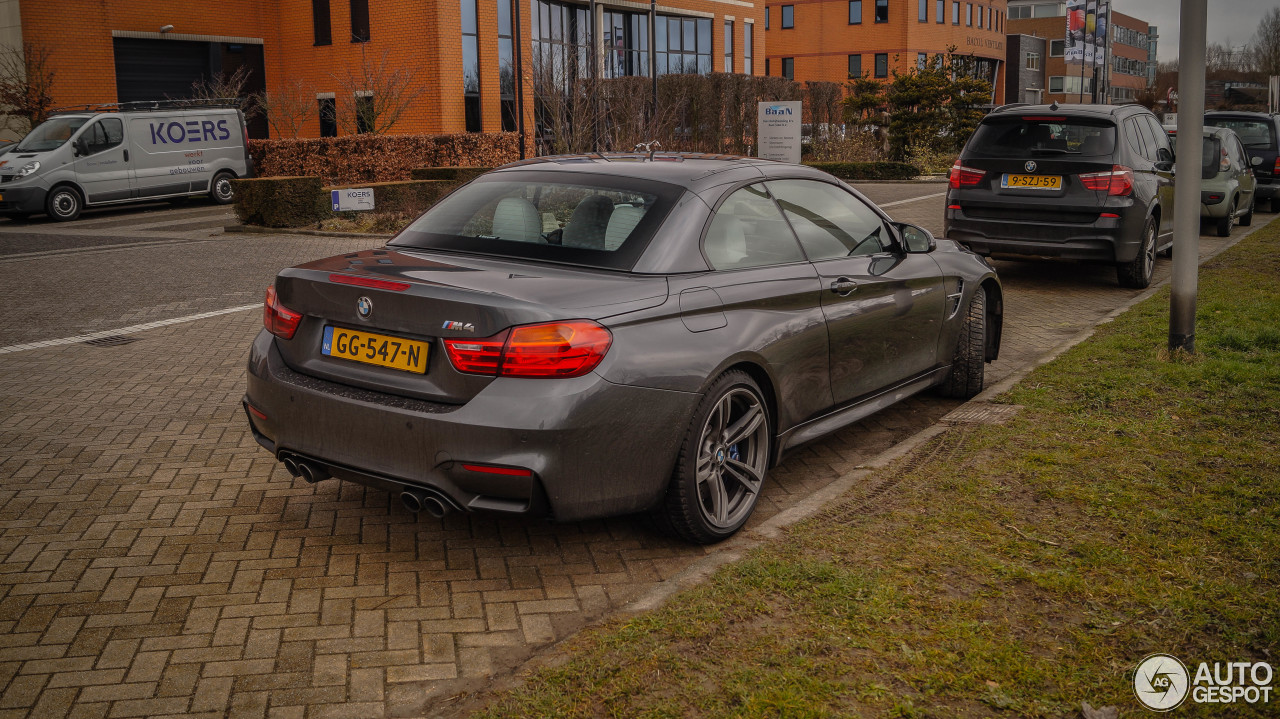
[
  {"x1": 1201, "y1": 136, "x2": 1222, "y2": 179},
  {"x1": 968, "y1": 117, "x2": 1117, "y2": 157},
  {"x1": 390, "y1": 171, "x2": 683, "y2": 270},
  {"x1": 1204, "y1": 118, "x2": 1275, "y2": 149}
]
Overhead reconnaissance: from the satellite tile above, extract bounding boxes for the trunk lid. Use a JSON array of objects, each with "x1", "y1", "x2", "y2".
[{"x1": 272, "y1": 249, "x2": 669, "y2": 404}]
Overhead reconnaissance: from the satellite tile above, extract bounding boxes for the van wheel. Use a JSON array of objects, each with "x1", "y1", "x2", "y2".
[
  {"x1": 46, "y1": 186, "x2": 82, "y2": 222},
  {"x1": 210, "y1": 172, "x2": 235, "y2": 205}
]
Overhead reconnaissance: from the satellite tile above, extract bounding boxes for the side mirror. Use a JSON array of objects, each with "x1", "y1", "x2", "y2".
[
  {"x1": 1158, "y1": 147, "x2": 1174, "y2": 163},
  {"x1": 1155, "y1": 160, "x2": 1174, "y2": 172},
  {"x1": 896, "y1": 222, "x2": 936, "y2": 253},
  {"x1": 1251, "y1": 155, "x2": 1263, "y2": 167},
  {"x1": 72, "y1": 138, "x2": 88, "y2": 157}
]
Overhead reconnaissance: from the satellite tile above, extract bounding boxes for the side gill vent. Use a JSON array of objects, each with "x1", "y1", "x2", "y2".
[{"x1": 945, "y1": 279, "x2": 965, "y2": 319}]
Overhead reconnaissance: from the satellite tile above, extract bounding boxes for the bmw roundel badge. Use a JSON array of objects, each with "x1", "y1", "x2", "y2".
[
  {"x1": 1025, "y1": 160, "x2": 1037, "y2": 172},
  {"x1": 356, "y1": 296, "x2": 373, "y2": 319}
]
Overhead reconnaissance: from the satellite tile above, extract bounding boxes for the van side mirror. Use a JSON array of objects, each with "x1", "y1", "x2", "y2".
[
  {"x1": 72, "y1": 138, "x2": 88, "y2": 157},
  {"x1": 896, "y1": 223, "x2": 936, "y2": 253}
]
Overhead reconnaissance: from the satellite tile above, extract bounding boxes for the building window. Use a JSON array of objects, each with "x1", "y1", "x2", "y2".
[
  {"x1": 977, "y1": 5, "x2": 983, "y2": 27},
  {"x1": 724, "y1": 20, "x2": 733, "y2": 73},
  {"x1": 919, "y1": 0, "x2": 927, "y2": 21},
  {"x1": 874, "y1": 52, "x2": 887, "y2": 77},
  {"x1": 936, "y1": 0, "x2": 944, "y2": 23},
  {"x1": 1026, "y1": 52, "x2": 1040, "y2": 70},
  {"x1": 765, "y1": 58, "x2": 770, "y2": 75},
  {"x1": 765, "y1": 7, "x2": 769, "y2": 29},
  {"x1": 350, "y1": 0, "x2": 370, "y2": 42},
  {"x1": 952, "y1": 1, "x2": 959, "y2": 24},
  {"x1": 1049, "y1": 76, "x2": 1094, "y2": 94},
  {"x1": 875, "y1": 0, "x2": 888, "y2": 23},
  {"x1": 849, "y1": 0, "x2": 862, "y2": 24},
  {"x1": 966, "y1": 3, "x2": 972, "y2": 26},
  {"x1": 462, "y1": 0, "x2": 480, "y2": 131},
  {"x1": 917, "y1": 52, "x2": 927, "y2": 69},
  {"x1": 848, "y1": 53, "x2": 861, "y2": 78},
  {"x1": 781, "y1": 5, "x2": 794, "y2": 28},
  {"x1": 1050, "y1": 39, "x2": 1065, "y2": 56},
  {"x1": 656, "y1": 15, "x2": 712, "y2": 75},
  {"x1": 312, "y1": 0, "x2": 332, "y2": 45},
  {"x1": 781, "y1": 57, "x2": 794, "y2": 80},
  {"x1": 355, "y1": 94, "x2": 373, "y2": 133},
  {"x1": 744, "y1": 22, "x2": 753, "y2": 74},
  {"x1": 318, "y1": 97, "x2": 337, "y2": 136},
  {"x1": 603, "y1": 10, "x2": 651, "y2": 78},
  {"x1": 498, "y1": 0, "x2": 516, "y2": 131}
]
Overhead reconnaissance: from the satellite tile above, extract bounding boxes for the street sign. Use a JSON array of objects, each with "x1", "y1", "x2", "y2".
[
  {"x1": 757, "y1": 101, "x2": 802, "y2": 164},
  {"x1": 331, "y1": 188, "x2": 375, "y2": 212}
]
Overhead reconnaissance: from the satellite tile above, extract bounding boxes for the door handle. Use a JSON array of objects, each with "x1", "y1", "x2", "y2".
[
  {"x1": 830, "y1": 278, "x2": 858, "y2": 296},
  {"x1": 123, "y1": 149, "x2": 129, "y2": 162}
]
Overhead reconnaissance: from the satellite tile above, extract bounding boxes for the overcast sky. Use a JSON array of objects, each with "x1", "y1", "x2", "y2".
[{"x1": 1118, "y1": 0, "x2": 1275, "y2": 62}]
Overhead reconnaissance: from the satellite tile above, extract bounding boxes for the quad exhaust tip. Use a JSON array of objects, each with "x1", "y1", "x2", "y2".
[
  {"x1": 297, "y1": 460, "x2": 330, "y2": 484},
  {"x1": 400, "y1": 490, "x2": 450, "y2": 518},
  {"x1": 281, "y1": 457, "x2": 302, "y2": 478}
]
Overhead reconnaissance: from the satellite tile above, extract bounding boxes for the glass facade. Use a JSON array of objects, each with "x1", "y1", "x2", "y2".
[
  {"x1": 497, "y1": 0, "x2": 516, "y2": 131},
  {"x1": 603, "y1": 10, "x2": 651, "y2": 78},
  {"x1": 744, "y1": 23, "x2": 753, "y2": 74},
  {"x1": 723, "y1": 20, "x2": 733, "y2": 73},
  {"x1": 656, "y1": 15, "x2": 712, "y2": 75},
  {"x1": 462, "y1": 0, "x2": 480, "y2": 131}
]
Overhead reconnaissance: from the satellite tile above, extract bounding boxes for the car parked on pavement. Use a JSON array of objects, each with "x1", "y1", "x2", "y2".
[
  {"x1": 1204, "y1": 111, "x2": 1280, "y2": 213},
  {"x1": 0, "y1": 100, "x2": 252, "y2": 222},
  {"x1": 1197, "y1": 126, "x2": 1257, "y2": 237},
  {"x1": 244, "y1": 154, "x2": 1003, "y2": 544},
  {"x1": 945, "y1": 103, "x2": 1174, "y2": 288}
]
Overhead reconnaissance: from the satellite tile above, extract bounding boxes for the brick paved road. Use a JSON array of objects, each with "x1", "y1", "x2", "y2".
[{"x1": 0, "y1": 190, "x2": 1268, "y2": 718}]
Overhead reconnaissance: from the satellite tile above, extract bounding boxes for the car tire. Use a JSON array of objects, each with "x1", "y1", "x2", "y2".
[
  {"x1": 210, "y1": 171, "x2": 236, "y2": 205},
  {"x1": 1240, "y1": 196, "x2": 1254, "y2": 227},
  {"x1": 1117, "y1": 216, "x2": 1157, "y2": 289},
  {"x1": 937, "y1": 288, "x2": 986, "y2": 400},
  {"x1": 1215, "y1": 200, "x2": 1234, "y2": 237},
  {"x1": 654, "y1": 370, "x2": 771, "y2": 544},
  {"x1": 45, "y1": 186, "x2": 82, "y2": 222}
]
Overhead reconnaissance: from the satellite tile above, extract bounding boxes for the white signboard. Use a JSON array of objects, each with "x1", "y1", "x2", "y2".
[
  {"x1": 332, "y1": 188, "x2": 375, "y2": 211},
  {"x1": 757, "y1": 101, "x2": 802, "y2": 164}
]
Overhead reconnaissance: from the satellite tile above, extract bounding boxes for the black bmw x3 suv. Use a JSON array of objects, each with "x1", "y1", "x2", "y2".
[{"x1": 945, "y1": 103, "x2": 1174, "y2": 288}]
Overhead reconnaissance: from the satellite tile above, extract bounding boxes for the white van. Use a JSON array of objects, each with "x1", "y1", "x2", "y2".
[{"x1": 0, "y1": 102, "x2": 253, "y2": 221}]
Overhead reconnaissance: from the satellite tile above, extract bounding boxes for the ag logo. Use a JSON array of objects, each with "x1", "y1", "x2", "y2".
[
  {"x1": 1025, "y1": 160, "x2": 1038, "y2": 172},
  {"x1": 1135, "y1": 653, "x2": 1190, "y2": 711}
]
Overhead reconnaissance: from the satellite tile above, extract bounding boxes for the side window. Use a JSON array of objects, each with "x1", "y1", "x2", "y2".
[
  {"x1": 1134, "y1": 117, "x2": 1161, "y2": 162},
  {"x1": 84, "y1": 118, "x2": 124, "y2": 155},
  {"x1": 1124, "y1": 118, "x2": 1147, "y2": 160},
  {"x1": 1233, "y1": 138, "x2": 1249, "y2": 169},
  {"x1": 766, "y1": 179, "x2": 888, "y2": 260},
  {"x1": 703, "y1": 184, "x2": 806, "y2": 270},
  {"x1": 1142, "y1": 116, "x2": 1172, "y2": 159}
]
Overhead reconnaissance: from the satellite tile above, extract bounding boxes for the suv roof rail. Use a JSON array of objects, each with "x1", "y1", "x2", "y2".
[
  {"x1": 49, "y1": 97, "x2": 244, "y2": 116},
  {"x1": 992, "y1": 102, "x2": 1031, "y2": 113}
]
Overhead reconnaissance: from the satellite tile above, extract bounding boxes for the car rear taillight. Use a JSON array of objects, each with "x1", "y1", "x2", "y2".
[
  {"x1": 444, "y1": 321, "x2": 613, "y2": 379},
  {"x1": 1220, "y1": 147, "x2": 1231, "y2": 172},
  {"x1": 949, "y1": 160, "x2": 985, "y2": 189},
  {"x1": 264, "y1": 286, "x2": 302, "y2": 340},
  {"x1": 1079, "y1": 165, "x2": 1135, "y2": 196},
  {"x1": 1273, "y1": 157, "x2": 1279, "y2": 175}
]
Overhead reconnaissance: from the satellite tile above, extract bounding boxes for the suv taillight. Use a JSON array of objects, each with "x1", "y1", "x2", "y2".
[
  {"x1": 1220, "y1": 147, "x2": 1231, "y2": 172},
  {"x1": 264, "y1": 286, "x2": 302, "y2": 340},
  {"x1": 1273, "y1": 157, "x2": 1279, "y2": 175},
  {"x1": 1079, "y1": 165, "x2": 1135, "y2": 196},
  {"x1": 444, "y1": 321, "x2": 612, "y2": 378},
  {"x1": 949, "y1": 160, "x2": 985, "y2": 189}
]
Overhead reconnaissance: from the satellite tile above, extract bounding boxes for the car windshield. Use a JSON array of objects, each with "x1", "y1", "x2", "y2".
[
  {"x1": 15, "y1": 117, "x2": 90, "y2": 152},
  {"x1": 1205, "y1": 118, "x2": 1275, "y2": 148},
  {"x1": 390, "y1": 172, "x2": 682, "y2": 270},
  {"x1": 968, "y1": 117, "x2": 1117, "y2": 156}
]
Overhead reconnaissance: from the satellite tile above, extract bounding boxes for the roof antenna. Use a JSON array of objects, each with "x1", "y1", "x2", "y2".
[{"x1": 1049, "y1": 100, "x2": 1059, "y2": 111}]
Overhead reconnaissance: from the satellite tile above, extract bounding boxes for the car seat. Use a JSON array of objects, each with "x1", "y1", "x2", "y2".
[
  {"x1": 562, "y1": 195, "x2": 614, "y2": 249},
  {"x1": 491, "y1": 197, "x2": 542, "y2": 242}
]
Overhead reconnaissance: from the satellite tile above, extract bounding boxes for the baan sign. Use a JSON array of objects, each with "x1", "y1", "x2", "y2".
[
  {"x1": 757, "y1": 101, "x2": 802, "y2": 164},
  {"x1": 332, "y1": 188, "x2": 375, "y2": 212}
]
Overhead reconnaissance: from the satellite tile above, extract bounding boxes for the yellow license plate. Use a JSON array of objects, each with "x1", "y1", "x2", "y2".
[
  {"x1": 1001, "y1": 174, "x2": 1062, "y2": 190},
  {"x1": 322, "y1": 326, "x2": 429, "y2": 373}
]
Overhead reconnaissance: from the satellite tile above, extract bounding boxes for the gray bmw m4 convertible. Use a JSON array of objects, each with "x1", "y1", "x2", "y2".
[{"x1": 244, "y1": 154, "x2": 1003, "y2": 543}]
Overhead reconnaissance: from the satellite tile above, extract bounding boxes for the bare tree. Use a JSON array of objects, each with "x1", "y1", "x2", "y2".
[
  {"x1": 333, "y1": 48, "x2": 424, "y2": 134},
  {"x1": 1251, "y1": 7, "x2": 1280, "y2": 77},
  {"x1": 187, "y1": 64, "x2": 260, "y2": 118},
  {"x1": 258, "y1": 78, "x2": 315, "y2": 138},
  {"x1": 0, "y1": 43, "x2": 56, "y2": 135}
]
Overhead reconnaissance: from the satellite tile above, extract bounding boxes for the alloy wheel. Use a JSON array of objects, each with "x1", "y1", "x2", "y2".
[{"x1": 695, "y1": 387, "x2": 768, "y2": 529}]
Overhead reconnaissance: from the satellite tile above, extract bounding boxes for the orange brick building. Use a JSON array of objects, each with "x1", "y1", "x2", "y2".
[
  {"x1": 6, "y1": 0, "x2": 764, "y2": 140},
  {"x1": 763, "y1": 0, "x2": 1008, "y2": 104}
]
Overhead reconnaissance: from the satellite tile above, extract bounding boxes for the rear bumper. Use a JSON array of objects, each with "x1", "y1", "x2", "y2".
[
  {"x1": 244, "y1": 330, "x2": 699, "y2": 522},
  {"x1": 1254, "y1": 178, "x2": 1277, "y2": 200},
  {"x1": 0, "y1": 185, "x2": 47, "y2": 214},
  {"x1": 944, "y1": 205, "x2": 1146, "y2": 263}
]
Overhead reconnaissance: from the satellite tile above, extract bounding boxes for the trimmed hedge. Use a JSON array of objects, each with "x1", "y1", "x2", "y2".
[
  {"x1": 232, "y1": 176, "x2": 329, "y2": 228},
  {"x1": 803, "y1": 161, "x2": 922, "y2": 180},
  {"x1": 324, "y1": 180, "x2": 458, "y2": 216},
  {"x1": 249, "y1": 133, "x2": 519, "y2": 184},
  {"x1": 410, "y1": 167, "x2": 492, "y2": 182}
]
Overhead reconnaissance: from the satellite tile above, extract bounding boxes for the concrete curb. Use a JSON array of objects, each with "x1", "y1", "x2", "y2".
[
  {"x1": 223, "y1": 224, "x2": 395, "y2": 239},
  {"x1": 621, "y1": 216, "x2": 1272, "y2": 616}
]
